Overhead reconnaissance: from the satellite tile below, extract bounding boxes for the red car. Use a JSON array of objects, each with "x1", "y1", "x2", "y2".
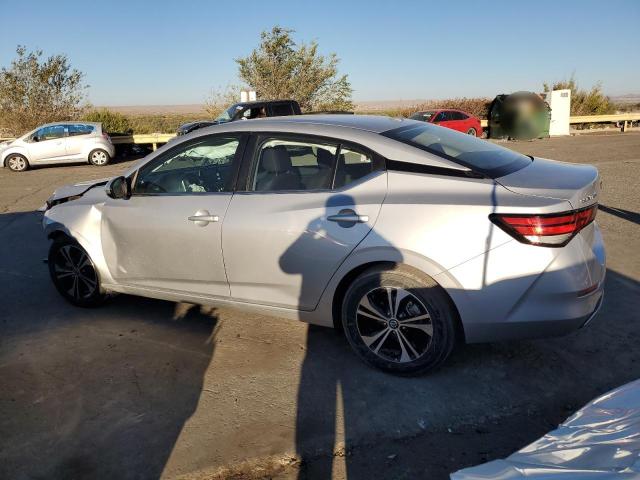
[{"x1": 409, "y1": 109, "x2": 483, "y2": 136}]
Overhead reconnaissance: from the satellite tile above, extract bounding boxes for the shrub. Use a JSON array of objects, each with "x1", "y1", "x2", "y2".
[
  {"x1": 126, "y1": 113, "x2": 208, "y2": 134},
  {"x1": 543, "y1": 76, "x2": 614, "y2": 116},
  {"x1": 82, "y1": 108, "x2": 132, "y2": 135},
  {"x1": 357, "y1": 97, "x2": 493, "y2": 119}
]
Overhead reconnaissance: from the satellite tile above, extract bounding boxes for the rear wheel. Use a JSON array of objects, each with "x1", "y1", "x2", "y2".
[
  {"x1": 48, "y1": 238, "x2": 105, "y2": 307},
  {"x1": 89, "y1": 149, "x2": 110, "y2": 166},
  {"x1": 6, "y1": 154, "x2": 29, "y2": 172},
  {"x1": 341, "y1": 265, "x2": 457, "y2": 375},
  {"x1": 467, "y1": 128, "x2": 477, "y2": 136}
]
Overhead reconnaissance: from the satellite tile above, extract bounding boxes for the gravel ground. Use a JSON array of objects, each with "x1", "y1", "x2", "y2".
[{"x1": 0, "y1": 133, "x2": 638, "y2": 479}]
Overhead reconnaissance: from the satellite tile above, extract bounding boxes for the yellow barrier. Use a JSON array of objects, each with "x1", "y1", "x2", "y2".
[{"x1": 110, "y1": 133, "x2": 176, "y2": 151}]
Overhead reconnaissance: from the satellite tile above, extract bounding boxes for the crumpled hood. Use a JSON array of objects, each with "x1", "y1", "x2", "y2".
[
  {"x1": 452, "y1": 379, "x2": 640, "y2": 479},
  {"x1": 46, "y1": 177, "x2": 112, "y2": 204}
]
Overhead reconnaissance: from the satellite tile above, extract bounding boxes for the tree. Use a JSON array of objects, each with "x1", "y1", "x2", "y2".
[
  {"x1": 204, "y1": 84, "x2": 241, "y2": 118},
  {"x1": 543, "y1": 75, "x2": 614, "y2": 116},
  {"x1": 236, "y1": 27, "x2": 353, "y2": 112},
  {"x1": 0, "y1": 46, "x2": 87, "y2": 135}
]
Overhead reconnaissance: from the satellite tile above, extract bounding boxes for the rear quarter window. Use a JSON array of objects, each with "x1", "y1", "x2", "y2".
[
  {"x1": 383, "y1": 122, "x2": 531, "y2": 178},
  {"x1": 270, "y1": 103, "x2": 295, "y2": 116}
]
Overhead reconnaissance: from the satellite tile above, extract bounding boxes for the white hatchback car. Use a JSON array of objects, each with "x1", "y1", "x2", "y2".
[{"x1": 0, "y1": 122, "x2": 115, "y2": 172}]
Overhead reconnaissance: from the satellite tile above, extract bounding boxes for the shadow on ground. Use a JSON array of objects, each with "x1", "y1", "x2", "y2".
[{"x1": 1, "y1": 210, "x2": 639, "y2": 480}]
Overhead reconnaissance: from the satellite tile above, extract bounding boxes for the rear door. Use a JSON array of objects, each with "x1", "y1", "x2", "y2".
[
  {"x1": 222, "y1": 133, "x2": 387, "y2": 310},
  {"x1": 65, "y1": 124, "x2": 95, "y2": 159}
]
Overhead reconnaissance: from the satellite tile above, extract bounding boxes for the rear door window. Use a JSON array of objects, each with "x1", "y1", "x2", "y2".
[
  {"x1": 68, "y1": 124, "x2": 95, "y2": 136},
  {"x1": 433, "y1": 112, "x2": 447, "y2": 122},
  {"x1": 252, "y1": 138, "x2": 338, "y2": 191},
  {"x1": 270, "y1": 103, "x2": 295, "y2": 116}
]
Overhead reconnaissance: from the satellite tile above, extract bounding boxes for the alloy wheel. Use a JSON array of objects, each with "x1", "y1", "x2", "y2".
[
  {"x1": 52, "y1": 244, "x2": 98, "y2": 301},
  {"x1": 356, "y1": 287, "x2": 433, "y2": 363}
]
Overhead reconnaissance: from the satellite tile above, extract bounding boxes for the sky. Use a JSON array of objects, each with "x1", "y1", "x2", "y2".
[{"x1": 0, "y1": 0, "x2": 638, "y2": 106}]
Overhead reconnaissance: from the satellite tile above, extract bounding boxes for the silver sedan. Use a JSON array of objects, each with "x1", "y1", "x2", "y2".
[{"x1": 42, "y1": 115, "x2": 605, "y2": 374}]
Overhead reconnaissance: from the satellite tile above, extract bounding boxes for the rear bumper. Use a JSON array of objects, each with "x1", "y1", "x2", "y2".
[
  {"x1": 445, "y1": 222, "x2": 606, "y2": 343},
  {"x1": 464, "y1": 288, "x2": 604, "y2": 342}
]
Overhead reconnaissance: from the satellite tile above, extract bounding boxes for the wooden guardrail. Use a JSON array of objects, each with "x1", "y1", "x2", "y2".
[
  {"x1": 2, "y1": 113, "x2": 639, "y2": 147},
  {"x1": 110, "y1": 133, "x2": 176, "y2": 150}
]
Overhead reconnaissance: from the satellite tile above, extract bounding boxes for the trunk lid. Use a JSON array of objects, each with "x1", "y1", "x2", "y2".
[{"x1": 496, "y1": 157, "x2": 600, "y2": 209}]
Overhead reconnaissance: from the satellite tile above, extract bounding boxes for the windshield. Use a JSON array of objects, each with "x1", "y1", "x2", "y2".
[
  {"x1": 383, "y1": 122, "x2": 531, "y2": 178},
  {"x1": 215, "y1": 106, "x2": 236, "y2": 122},
  {"x1": 409, "y1": 111, "x2": 436, "y2": 121}
]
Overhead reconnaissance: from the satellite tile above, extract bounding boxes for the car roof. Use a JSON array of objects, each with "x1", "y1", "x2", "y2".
[
  {"x1": 39, "y1": 121, "x2": 102, "y2": 127},
  {"x1": 126, "y1": 114, "x2": 472, "y2": 178},
  {"x1": 225, "y1": 114, "x2": 410, "y2": 133},
  {"x1": 233, "y1": 100, "x2": 296, "y2": 107}
]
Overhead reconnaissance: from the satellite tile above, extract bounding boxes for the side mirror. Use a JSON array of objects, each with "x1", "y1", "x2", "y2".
[
  {"x1": 106, "y1": 176, "x2": 131, "y2": 200},
  {"x1": 32, "y1": 136, "x2": 39, "y2": 142}
]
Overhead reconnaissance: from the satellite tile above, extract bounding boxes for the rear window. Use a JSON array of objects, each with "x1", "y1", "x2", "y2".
[{"x1": 383, "y1": 122, "x2": 531, "y2": 178}]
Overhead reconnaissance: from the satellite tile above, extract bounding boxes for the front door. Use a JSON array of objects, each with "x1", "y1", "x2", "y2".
[
  {"x1": 101, "y1": 134, "x2": 245, "y2": 298},
  {"x1": 222, "y1": 134, "x2": 387, "y2": 310},
  {"x1": 27, "y1": 125, "x2": 67, "y2": 162}
]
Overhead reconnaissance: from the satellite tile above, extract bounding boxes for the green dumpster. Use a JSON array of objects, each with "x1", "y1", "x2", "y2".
[{"x1": 489, "y1": 91, "x2": 550, "y2": 140}]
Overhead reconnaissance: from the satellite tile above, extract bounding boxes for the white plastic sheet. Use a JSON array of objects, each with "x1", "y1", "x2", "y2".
[{"x1": 451, "y1": 379, "x2": 640, "y2": 479}]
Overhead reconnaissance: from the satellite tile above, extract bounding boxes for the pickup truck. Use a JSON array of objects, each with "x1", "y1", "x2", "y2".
[{"x1": 177, "y1": 99, "x2": 302, "y2": 136}]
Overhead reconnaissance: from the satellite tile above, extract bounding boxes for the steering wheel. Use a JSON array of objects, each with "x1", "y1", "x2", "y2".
[
  {"x1": 180, "y1": 173, "x2": 204, "y2": 192},
  {"x1": 141, "y1": 179, "x2": 167, "y2": 193}
]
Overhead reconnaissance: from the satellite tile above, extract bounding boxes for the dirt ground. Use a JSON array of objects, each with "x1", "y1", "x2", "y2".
[{"x1": 0, "y1": 133, "x2": 639, "y2": 479}]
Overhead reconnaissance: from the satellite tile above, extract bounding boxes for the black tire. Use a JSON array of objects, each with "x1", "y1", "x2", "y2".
[
  {"x1": 48, "y1": 238, "x2": 105, "y2": 307},
  {"x1": 6, "y1": 154, "x2": 29, "y2": 172},
  {"x1": 341, "y1": 264, "x2": 457, "y2": 375},
  {"x1": 467, "y1": 128, "x2": 477, "y2": 136},
  {"x1": 88, "y1": 148, "x2": 110, "y2": 166}
]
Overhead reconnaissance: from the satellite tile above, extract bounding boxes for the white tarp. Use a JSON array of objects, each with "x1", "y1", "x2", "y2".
[{"x1": 452, "y1": 379, "x2": 640, "y2": 479}]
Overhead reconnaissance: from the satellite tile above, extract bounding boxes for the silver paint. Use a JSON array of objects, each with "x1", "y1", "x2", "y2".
[{"x1": 42, "y1": 116, "x2": 606, "y2": 343}]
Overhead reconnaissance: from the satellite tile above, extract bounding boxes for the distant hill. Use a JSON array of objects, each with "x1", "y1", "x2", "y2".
[{"x1": 611, "y1": 94, "x2": 640, "y2": 105}]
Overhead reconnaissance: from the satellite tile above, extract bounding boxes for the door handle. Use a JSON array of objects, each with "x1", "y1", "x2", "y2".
[
  {"x1": 327, "y1": 210, "x2": 369, "y2": 224},
  {"x1": 188, "y1": 210, "x2": 219, "y2": 226}
]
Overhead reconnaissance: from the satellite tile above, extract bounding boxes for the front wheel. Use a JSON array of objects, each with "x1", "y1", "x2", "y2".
[
  {"x1": 48, "y1": 238, "x2": 105, "y2": 307},
  {"x1": 467, "y1": 128, "x2": 477, "y2": 136},
  {"x1": 341, "y1": 265, "x2": 457, "y2": 375},
  {"x1": 6, "y1": 154, "x2": 29, "y2": 172},
  {"x1": 89, "y1": 149, "x2": 110, "y2": 166}
]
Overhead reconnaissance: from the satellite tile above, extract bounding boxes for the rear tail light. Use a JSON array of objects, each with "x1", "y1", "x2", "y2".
[{"x1": 490, "y1": 205, "x2": 597, "y2": 247}]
